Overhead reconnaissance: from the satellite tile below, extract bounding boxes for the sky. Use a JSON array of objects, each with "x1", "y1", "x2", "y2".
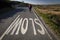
[{"x1": 11, "y1": 0, "x2": 60, "y2": 5}]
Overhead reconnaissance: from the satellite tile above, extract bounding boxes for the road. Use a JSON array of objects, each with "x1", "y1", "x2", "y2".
[{"x1": 0, "y1": 7, "x2": 58, "y2": 40}]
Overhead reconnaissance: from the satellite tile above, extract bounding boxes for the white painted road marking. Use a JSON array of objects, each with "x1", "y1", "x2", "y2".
[
  {"x1": 29, "y1": 18, "x2": 37, "y2": 35},
  {"x1": 6, "y1": 18, "x2": 19, "y2": 35},
  {"x1": 21, "y1": 18, "x2": 28, "y2": 35},
  {"x1": 33, "y1": 8, "x2": 52, "y2": 40},
  {"x1": 34, "y1": 18, "x2": 45, "y2": 35},
  {"x1": 0, "y1": 17, "x2": 46, "y2": 40},
  {"x1": 15, "y1": 18, "x2": 23, "y2": 35},
  {"x1": 10, "y1": 18, "x2": 20, "y2": 35},
  {"x1": 0, "y1": 15, "x2": 20, "y2": 40}
]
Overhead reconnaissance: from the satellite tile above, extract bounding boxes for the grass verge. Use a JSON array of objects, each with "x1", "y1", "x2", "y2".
[{"x1": 34, "y1": 7, "x2": 60, "y2": 38}]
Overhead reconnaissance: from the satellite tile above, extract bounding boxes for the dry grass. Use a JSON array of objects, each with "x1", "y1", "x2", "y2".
[
  {"x1": 37, "y1": 5, "x2": 60, "y2": 15},
  {"x1": 37, "y1": 8, "x2": 60, "y2": 15},
  {"x1": 34, "y1": 7, "x2": 60, "y2": 38}
]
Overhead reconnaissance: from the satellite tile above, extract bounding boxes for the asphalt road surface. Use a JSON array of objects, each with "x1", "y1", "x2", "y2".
[{"x1": 0, "y1": 7, "x2": 58, "y2": 40}]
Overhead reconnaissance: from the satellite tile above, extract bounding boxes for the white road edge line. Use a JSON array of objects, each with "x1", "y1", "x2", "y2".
[
  {"x1": 33, "y1": 8, "x2": 53, "y2": 40},
  {"x1": 0, "y1": 15, "x2": 20, "y2": 40}
]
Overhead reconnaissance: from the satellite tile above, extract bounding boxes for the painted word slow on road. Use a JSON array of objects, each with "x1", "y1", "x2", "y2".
[
  {"x1": 7, "y1": 17, "x2": 45, "y2": 35},
  {"x1": 0, "y1": 17, "x2": 46, "y2": 40}
]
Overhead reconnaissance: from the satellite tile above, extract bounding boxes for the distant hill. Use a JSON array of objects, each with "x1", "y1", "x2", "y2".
[{"x1": 0, "y1": 1, "x2": 29, "y2": 9}]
